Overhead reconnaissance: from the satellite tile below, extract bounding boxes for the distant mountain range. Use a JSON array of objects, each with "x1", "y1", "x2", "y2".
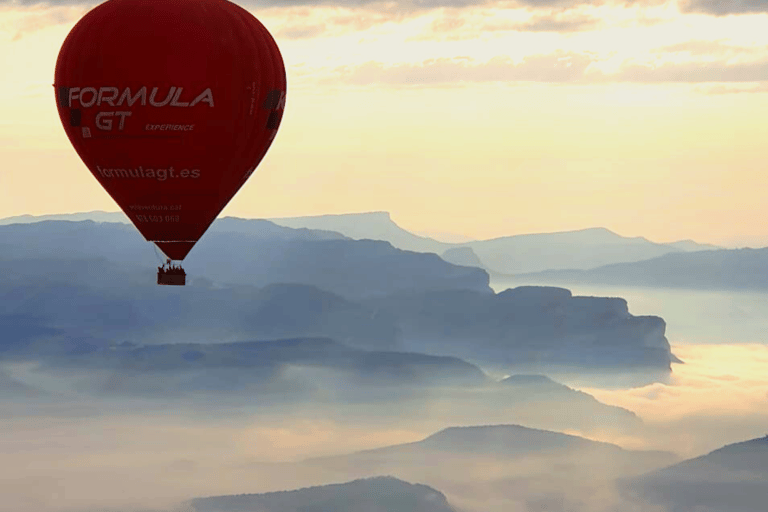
[
  {"x1": 0, "y1": 259, "x2": 679, "y2": 374},
  {"x1": 190, "y1": 476, "x2": 457, "y2": 512},
  {"x1": 364, "y1": 286, "x2": 679, "y2": 373},
  {"x1": 305, "y1": 424, "x2": 675, "y2": 471},
  {"x1": 0, "y1": 211, "x2": 721, "y2": 276},
  {"x1": 269, "y1": 212, "x2": 448, "y2": 254},
  {"x1": 440, "y1": 246, "x2": 484, "y2": 268},
  {"x1": 2, "y1": 324, "x2": 641, "y2": 433},
  {"x1": 0, "y1": 220, "x2": 490, "y2": 299},
  {"x1": 514, "y1": 247, "x2": 768, "y2": 292},
  {"x1": 467, "y1": 227, "x2": 720, "y2": 275},
  {"x1": 267, "y1": 212, "x2": 720, "y2": 274},
  {"x1": 19, "y1": 337, "x2": 487, "y2": 398},
  {"x1": 192, "y1": 431, "x2": 768, "y2": 512},
  {"x1": 0, "y1": 217, "x2": 680, "y2": 383},
  {"x1": 628, "y1": 435, "x2": 768, "y2": 512},
  {"x1": 433, "y1": 373, "x2": 642, "y2": 435},
  {"x1": 290, "y1": 423, "x2": 678, "y2": 510},
  {"x1": 0, "y1": 211, "x2": 130, "y2": 225},
  {"x1": 213, "y1": 424, "x2": 676, "y2": 512}
]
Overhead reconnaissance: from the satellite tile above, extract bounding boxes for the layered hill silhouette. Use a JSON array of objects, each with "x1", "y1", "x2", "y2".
[
  {"x1": 420, "y1": 373, "x2": 643, "y2": 435},
  {"x1": 364, "y1": 286, "x2": 679, "y2": 373},
  {"x1": 0, "y1": 220, "x2": 490, "y2": 299},
  {"x1": 270, "y1": 212, "x2": 448, "y2": 255},
  {"x1": 305, "y1": 424, "x2": 675, "y2": 472},
  {"x1": 190, "y1": 476, "x2": 457, "y2": 512},
  {"x1": 267, "y1": 212, "x2": 718, "y2": 274},
  {"x1": 225, "y1": 425, "x2": 678, "y2": 512},
  {"x1": 1, "y1": 320, "x2": 641, "y2": 433},
  {"x1": 464, "y1": 227, "x2": 718, "y2": 275},
  {"x1": 492, "y1": 374, "x2": 641, "y2": 430},
  {"x1": 1, "y1": 212, "x2": 720, "y2": 276},
  {"x1": 440, "y1": 246, "x2": 484, "y2": 268},
  {"x1": 0, "y1": 263, "x2": 679, "y2": 374},
  {"x1": 21, "y1": 337, "x2": 487, "y2": 398},
  {"x1": 515, "y1": 247, "x2": 768, "y2": 292},
  {"x1": 0, "y1": 210, "x2": 130, "y2": 225},
  {"x1": 0, "y1": 218, "x2": 680, "y2": 381},
  {"x1": 284, "y1": 424, "x2": 678, "y2": 512},
  {"x1": 628, "y1": 435, "x2": 768, "y2": 512}
]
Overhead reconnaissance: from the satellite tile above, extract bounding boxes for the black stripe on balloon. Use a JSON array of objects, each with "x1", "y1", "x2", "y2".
[
  {"x1": 69, "y1": 109, "x2": 81, "y2": 126},
  {"x1": 58, "y1": 87, "x2": 70, "y2": 107},
  {"x1": 262, "y1": 89, "x2": 282, "y2": 110},
  {"x1": 266, "y1": 111, "x2": 281, "y2": 130}
]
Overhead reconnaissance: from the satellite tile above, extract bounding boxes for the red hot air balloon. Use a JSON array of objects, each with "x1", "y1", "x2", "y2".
[{"x1": 54, "y1": 0, "x2": 286, "y2": 285}]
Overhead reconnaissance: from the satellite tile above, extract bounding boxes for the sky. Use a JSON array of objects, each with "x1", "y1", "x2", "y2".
[{"x1": 2, "y1": 0, "x2": 768, "y2": 246}]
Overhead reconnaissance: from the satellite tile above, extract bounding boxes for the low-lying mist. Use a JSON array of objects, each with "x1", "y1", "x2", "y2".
[
  {"x1": 1, "y1": 342, "x2": 766, "y2": 512},
  {"x1": 581, "y1": 343, "x2": 768, "y2": 457}
]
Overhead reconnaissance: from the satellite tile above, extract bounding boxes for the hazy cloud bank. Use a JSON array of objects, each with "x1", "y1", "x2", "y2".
[
  {"x1": 324, "y1": 52, "x2": 595, "y2": 85},
  {"x1": 583, "y1": 343, "x2": 768, "y2": 457},
  {"x1": 694, "y1": 82, "x2": 768, "y2": 93},
  {"x1": 1, "y1": 1, "x2": 628, "y2": 42},
  {"x1": 615, "y1": 57, "x2": 768, "y2": 82},
  {"x1": 681, "y1": 0, "x2": 768, "y2": 16},
  {"x1": 8, "y1": 0, "x2": 768, "y2": 16},
  {"x1": 653, "y1": 39, "x2": 768, "y2": 57},
  {"x1": 321, "y1": 51, "x2": 768, "y2": 85},
  {"x1": 2, "y1": 343, "x2": 766, "y2": 512},
  {"x1": 0, "y1": 0, "x2": 607, "y2": 9},
  {"x1": 0, "y1": 3, "x2": 86, "y2": 39},
  {"x1": 6, "y1": 0, "x2": 764, "y2": 39},
  {"x1": 414, "y1": 9, "x2": 605, "y2": 41}
]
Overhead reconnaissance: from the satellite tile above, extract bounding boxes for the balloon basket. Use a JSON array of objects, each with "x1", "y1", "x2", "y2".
[
  {"x1": 157, "y1": 264, "x2": 186, "y2": 286},
  {"x1": 157, "y1": 273, "x2": 186, "y2": 286}
]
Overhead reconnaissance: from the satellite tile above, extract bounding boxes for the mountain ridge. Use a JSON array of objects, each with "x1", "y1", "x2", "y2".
[
  {"x1": 512, "y1": 246, "x2": 768, "y2": 292},
  {"x1": 0, "y1": 212, "x2": 721, "y2": 276},
  {"x1": 628, "y1": 435, "x2": 768, "y2": 512},
  {"x1": 190, "y1": 476, "x2": 458, "y2": 512}
]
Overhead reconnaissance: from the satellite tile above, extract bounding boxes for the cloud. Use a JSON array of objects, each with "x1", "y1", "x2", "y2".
[
  {"x1": 418, "y1": 9, "x2": 604, "y2": 40},
  {"x1": 653, "y1": 39, "x2": 768, "y2": 57},
  {"x1": 271, "y1": 6, "x2": 411, "y2": 39},
  {"x1": 694, "y1": 82, "x2": 768, "y2": 93},
  {"x1": 1, "y1": 0, "x2": 459, "y2": 7},
  {"x1": 325, "y1": 51, "x2": 597, "y2": 85},
  {"x1": 0, "y1": 0, "x2": 700, "y2": 42},
  {"x1": 1, "y1": 0, "x2": 96, "y2": 5},
  {"x1": 609, "y1": 57, "x2": 768, "y2": 82},
  {"x1": 1, "y1": 4, "x2": 86, "y2": 39},
  {"x1": 8, "y1": 0, "x2": 765, "y2": 20},
  {"x1": 680, "y1": 0, "x2": 768, "y2": 16},
  {"x1": 0, "y1": 0, "x2": 658, "y2": 13},
  {"x1": 581, "y1": 344, "x2": 768, "y2": 458},
  {"x1": 314, "y1": 50, "x2": 768, "y2": 86},
  {"x1": 518, "y1": 11, "x2": 603, "y2": 30},
  {"x1": 0, "y1": 0, "x2": 562, "y2": 7},
  {"x1": 277, "y1": 23, "x2": 328, "y2": 39},
  {"x1": 0, "y1": 394, "x2": 432, "y2": 512}
]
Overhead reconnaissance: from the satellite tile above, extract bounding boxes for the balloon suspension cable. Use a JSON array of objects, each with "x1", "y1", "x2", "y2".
[
  {"x1": 152, "y1": 243, "x2": 165, "y2": 266},
  {"x1": 153, "y1": 244, "x2": 185, "y2": 273}
]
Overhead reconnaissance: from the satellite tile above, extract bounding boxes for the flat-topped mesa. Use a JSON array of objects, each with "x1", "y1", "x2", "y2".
[
  {"x1": 370, "y1": 285, "x2": 679, "y2": 373},
  {"x1": 497, "y1": 285, "x2": 573, "y2": 303}
]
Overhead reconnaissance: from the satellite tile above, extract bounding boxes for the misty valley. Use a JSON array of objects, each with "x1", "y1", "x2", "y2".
[{"x1": 2, "y1": 213, "x2": 768, "y2": 512}]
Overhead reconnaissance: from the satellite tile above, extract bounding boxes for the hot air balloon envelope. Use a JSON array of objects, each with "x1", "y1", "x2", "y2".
[{"x1": 54, "y1": 0, "x2": 286, "y2": 261}]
